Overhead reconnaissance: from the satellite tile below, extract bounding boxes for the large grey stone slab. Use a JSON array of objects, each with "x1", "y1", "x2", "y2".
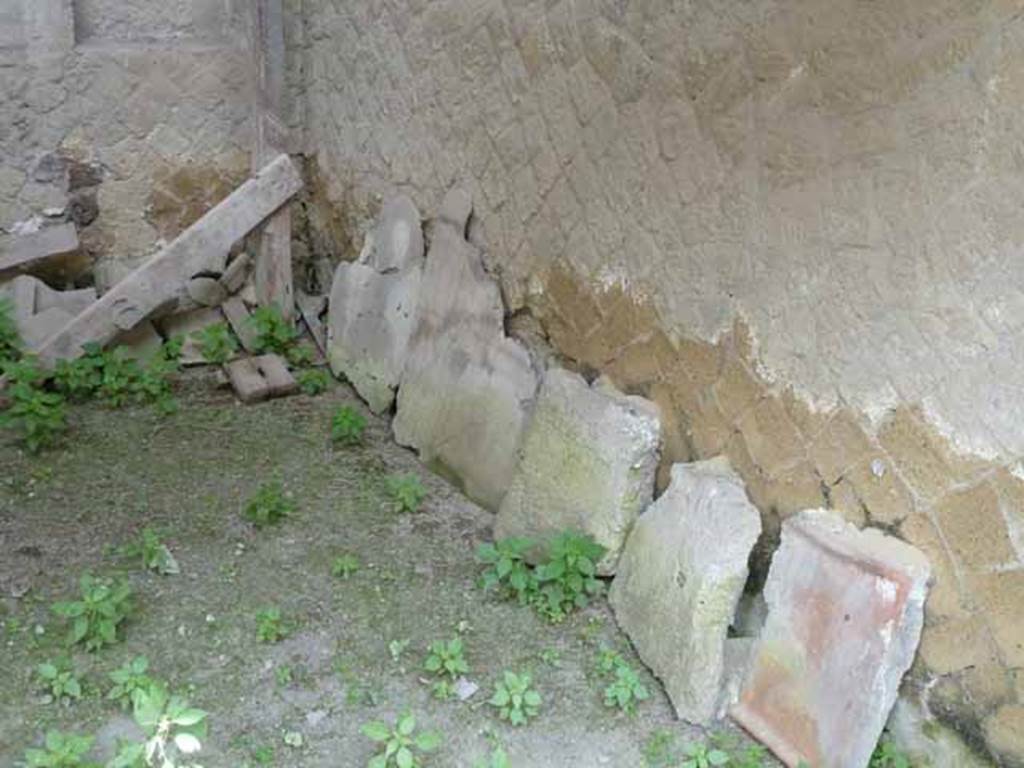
[
  {"x1": 732, "y1": 510, "x2": 931, "y2": 768},
  {"x1": 327, "y1": 194, "x2": 424, "y2": 414},
  {"x1": 393, "y1": 189, "x2": 539, "y2": 511},
  {"x1": 0, "y1": 275, "x2": 96, "y2": 352},
  {"x1": 494, "y1": 368, "x2": 661, "y2": 574},
  {"x1": 609, "y1": 458, "x2": 762, "y2": 723}
]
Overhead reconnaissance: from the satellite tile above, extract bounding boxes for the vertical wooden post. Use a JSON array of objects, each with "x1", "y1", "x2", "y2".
[{"x1": 251, "y1": 0, "x2": 294, "y2": 320}]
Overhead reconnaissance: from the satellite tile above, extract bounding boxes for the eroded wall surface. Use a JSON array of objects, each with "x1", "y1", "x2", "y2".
[
  {"x1": 0, "y1": 0, "x2": 252, "y2": 287},
  {"x1": 298, "y1": 0, "x2": 1024, "y2": 762}
]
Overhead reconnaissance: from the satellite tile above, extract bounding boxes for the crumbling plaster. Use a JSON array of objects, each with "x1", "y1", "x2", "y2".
[{"x1": 0, "y1": 0, "x2": 252, "y2": 287}]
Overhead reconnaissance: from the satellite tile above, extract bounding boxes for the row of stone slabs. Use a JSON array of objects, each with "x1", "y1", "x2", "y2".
[{"x1": 326, "y1": 190, "x2": 932, "y2": 768}]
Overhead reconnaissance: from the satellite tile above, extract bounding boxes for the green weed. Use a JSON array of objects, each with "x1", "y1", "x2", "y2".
[
  {"x1": 23, "y1": 731, "x2": 96, "y2": 768},
  {"x1": 297, "y1": 368, "x2": 330, "y2": 395},
  {"x1": 596, "y1": 648, "x2": 649, "y2": 714},
  {"x1": 255, "y1": 607, "x2": 291, "y2": 643},
  {"x1": 249, "y1": 304, "x2": 299, "y2": 357},
  {"x1": 423, "y1": 637, "x2": 469, "y2": 700},
  {"x1": 1, "y1": 357, "x2": 67, "y2": 453},
  {"x1": 51, "y1": 573, "x2": 133, "y2": 651},
  {"x1": 489, "y1": 671, "x2": 541, "y2": 726},
  {"x1": 331, "y1": 405, "x2": 366, "y2": 445},
  {"x1": 361, "y1": 711, "x2": 442, "y2": 768},
  {"x1": 243, "y1": 481, "x2": 295, "y2": 528},
  {"x1": 119, "y1": 528, "x2": 178, "y2": 575},
  {"x1": 36, "y1": 656, "x2": 82, "y2": 702},
  {"x1": 193, "y1": 322, "x2": 237, "y2": 365},
  {"x1": 109, "y1": 682, "x2": 208, "y2": 768},
  {"x1": 331, "y1": 553, "x2": 361, "y2": 579},
  {"x1": 386, "y1": 473, "x2": 426, "y2": 514},
  {"x1": 107, "y1": 655, "x2": 153, "y2": 710},
  {"x1": 0, "y1": 296, "x2": 22, "y2": 364}
]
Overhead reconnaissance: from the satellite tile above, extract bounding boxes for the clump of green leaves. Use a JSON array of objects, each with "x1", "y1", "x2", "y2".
[
  {"x1": 332, "y1": 553, "x2": 361, "y2": 579},
  {"x1": 596, "y1": 648, "x2": 649, "y2": 714},
  {"x1": 423, "y1": 637, "x2": 469, "y2": 700},
  {"x1": 531, "y1": 532, "x2": 606, "y2": 622},
  {"x1": 1, "y1": 357, "x2": 68, "y2": 453},
  {"x1": 473, "y1": 731, "x2": 511, "y2": 768},
  {"x1": 243, "y1": 480, "x2": 295, "y2": 528},
  {"x1": 119, "y1": 528, "x2": 179, "y2": 575},
  {"x1": 297, "y1": 368, "x2": 330, "y2": 395},
  {"x1": 249, "y1": 304, "x2": 299, "y2": 356},
  {"x1": 643, "y1": 729, "x2": 678, "y2": 768},
  {"x1": 51, "y1": 573, "x2": 133, "y2": 651},
  {"x1": 489, "y1": 671, "x2": 541, "y2": 726},
  {"x1": 679, "y1": 741, "x2": 730, "y2": 768},
  {"x1": 361, "y1": 712, "x2": 442, "y2": 768},
  {"x1": 192, "y1": 322, "x2": 237, "y2": 365},
  {"x1": 707, "y1": 733, "x2": 769, "y2": 768},
  {"x1": 0, "y1": 296, "x2": 22, "y2": 364},
  {"x1": 477, "y1": 537, "x2": 536, "y2": 606},
  {"x1": 110, "y1": 682, "x2": 208, "y2": 768},
  {"x1": 52, "y1": 340, "x2": 180, "y2": 415},
  {"x1": 477, "y1": 532, "x2": 606, "y2": 623},
  {"x1": 107, "y1": 656, "x2": 153, "y2": 710},
  {"x1": 331, "y1": 405, "x2": 366, "y2": 445},
  {"x1": 871, "y1": 737, "x2": 911, "y2": 768},
  {"x1": 386, "y1": 473, "x2": 426, "y2": 514},
  {"x1": 23, "y1": 730, "x2": 97, "y2": 768},
  {"x1": 36, "y1": 656, "x2": 82, "y2": 702},
  {"x1": 255, "y1": 607, "x2": 292, "y2": 643}
]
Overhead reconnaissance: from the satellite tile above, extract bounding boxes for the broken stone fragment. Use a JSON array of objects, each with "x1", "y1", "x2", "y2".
[
  {"x1": 0, "y1": 223, "x2": 79, "y2": 275},
  {"x1": 327, "y1": 194, "x2": 424, "y2": 413},
  {"x1": 494, "y1": 367, "x2": 661, "y2": 574},
  {"x1": 0, "y1": 275, "x2": 96, "y2": 352},
  {"x1": 186, "y1": 276, "x2": 228, "y2": 307},
  {"x1": 111, "y1": 321, "x2": 164, "y2": 361},
  {"x1": 732, "y1": 509, "x2": 931, "y2": 768},
  {"x1": 609, "y1": 458, "x2": 762, "y2": 724},
  {"x1": 393, "y1": 188, "x2": 539, "y2": 511},
  {"x1": 225, "y1": 354, "x2": 297, "y2": 403}
]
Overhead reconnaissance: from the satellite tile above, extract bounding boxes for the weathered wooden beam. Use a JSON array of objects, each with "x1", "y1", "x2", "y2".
[
  {"x1": 33, "y1": 154, "x2": 303, "y2": 368},
  {"x1": 0, "y1": 223, "x2": 79, "y2": 275},
  {"x1": 251, "y1": 0, "x2": 294, "y2": 320}
]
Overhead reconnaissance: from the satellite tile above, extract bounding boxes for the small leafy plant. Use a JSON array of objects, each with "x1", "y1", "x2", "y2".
[
  {"x1": 331, "y1": 405, "x2": 367, "y2": 445},
  {"x1": 36, "y1": 656, "x2": 82, "y2": 702},
  {"x1": 23, "y1": 731, "x2": 97, "y2": 768},
  {"x1": 0, "y1": 296, "x2": 22, "y2": 364},
  {"x1": 255, "y1": 607, "x2": 291, "y2": 643},
  {"x1": 531, "y1": 532, "x2": 606, "y2": 622},
  {"x1": 120, "y1": 528, "x2": 179, "y2": 575},
  {"x1": 297, "y1": 368, "x2": 330, "y2": 395},
  {"x1": 53, "y1": 344, "x2": 105, "y2": 401},
  {"x1": 1, "y1": 357, "x2": 68, "y2": 453},
  {"x1": 332, "y1": 553, "x2": 361, "y2": 579},
  {"x1": 643, "y1": 729, "x2": 678, "y2": 768},
  {"x1": 871, "y1": 737, "x2": 911, "y2": 768},
  {"x1": 679, "y1": 741, "x2": 730, "y2": 768},
  {"x1": 110, "y1": 682, "x2": 208, "y2": 768},
  {"x1": 389, "y1": 638, "x2": 410, "y2": 664},
  {"x1": 193, "y1": 322, "x2": 238, "y2": 365},
  {"x1": 489, "y1": 671, "x2": 541, "y2": 726},
  {"x1": 472, "y1": 731, "x2": 511, "y2": 768},
  {"x1": 386, "y1": 473, "x2": 426, "y2": 514},
  {"x1": 477, "y1": 537, "x2": 536, "y2": 606},
  {"x1": 423, "y1": 637, "x2": 469, "y2": 700},
  {"x1": 243, "y1": 481, "x2": 295, "y2": 528},
  {"x1": 361, "y1": 711, "x2": 442, "y2": 768},
  {"x1": 249, "y1": 304, "x2": 299, "y2": 356},
  {"x1": 107, "y1": 655, "x2": 154, "y2": 710},
  {"x1": 596, "y1": 648, "x2": 649, "y2": 714},
  {"x1": 52, "y1": 573, "x2": 133, "y2": 651}
]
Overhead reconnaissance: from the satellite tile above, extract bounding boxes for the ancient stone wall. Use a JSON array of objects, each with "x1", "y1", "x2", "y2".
[
  {"x1": 296, "y1": 0, "x2": 1024, "y2": 763},
  {"x1": 0, "y1": 0, "x2": 252, "y2": 288}
]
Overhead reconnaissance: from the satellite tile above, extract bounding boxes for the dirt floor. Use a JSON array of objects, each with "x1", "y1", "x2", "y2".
[{"x1": 0, "y1": 373, "x2": 772, "y2": 767}]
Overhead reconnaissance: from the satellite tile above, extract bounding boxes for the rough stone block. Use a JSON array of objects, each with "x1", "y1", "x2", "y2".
[
  {"x1": 732, "y1": 510, "x2": 931, "y2": 768},
  {"x1": 0, "y1": 275, "x2": 96, "y2": 352},
  {"x1": 984, "y1": 704, "x2": 1024, "y2": 766},
  {"x1": 225, "y1": 358, "x2": 268, "y2": 404},
  {"x1": 609, "y1": 458, "x2": 762, "y2": 723},
  {"x1": 328, "y1": 194, "x2": 424, "y2": 414},
  {"x1": 393, "y1": 190, "x2": 539, "y2": 511},
  {"x1": 0, "y1": 223, "x2": 79, "y2": 274},
  {"x1": 221, "y1": 296, "x2": 259, "y2": 354},
  {"x1": 253, "y1": 353, "x2": 297, "y2": 398},
  {"x1": 494, "y1": 368, "x2": 660, "y2": 574}
]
